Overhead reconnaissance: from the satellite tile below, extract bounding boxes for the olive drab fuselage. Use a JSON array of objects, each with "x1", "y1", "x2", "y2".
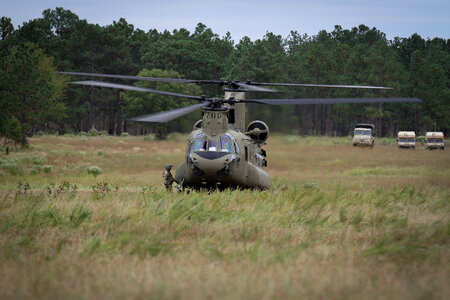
[{"x1": 174, "y1": 93, "x2": 271, "y2": 189}]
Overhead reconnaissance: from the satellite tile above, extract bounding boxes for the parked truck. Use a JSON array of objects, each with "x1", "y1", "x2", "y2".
[
  {"x1": 397, "y1": 131, "x2": 416, "y2": 149},
  {"x1": 353, "y1": 124, "x2": 375, "y2": 147},
  {"x1": 425, "y1": 132, "x2": 445, "y2": 150}
]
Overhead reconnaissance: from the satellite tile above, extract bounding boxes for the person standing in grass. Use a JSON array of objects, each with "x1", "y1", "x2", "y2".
[{"x1": 162, "y1": 164, "x2": 176, "y2": 191}]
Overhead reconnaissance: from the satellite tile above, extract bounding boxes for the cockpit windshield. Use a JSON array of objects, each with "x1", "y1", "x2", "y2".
[
  {"x1": 355, "y1": 130, "x2": 371, "y2": 136},
  {"x1": 428, "y1": 139, "x2": 443, "y2": 143},
  {"x1": 191, "y1": 134, "x2": 236, "y2": 153},
  {"x1": 191, "y1": 139, "x2": 206, "y2": 151},
  {"x1": 208, "y1": 140, "x2": 218, "y2": 151},
  {"x1": 219, "y1": 135, "x2": 234, "y2": 152},
  {"x1": 399, "y1": 138, "x2": 415, "y2": 143}
]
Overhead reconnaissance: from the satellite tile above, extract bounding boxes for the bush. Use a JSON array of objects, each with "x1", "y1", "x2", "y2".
[
  {"x1": 43, "y1": 165, "x2": 52, "y2": 174},
  {"x1": 144, "y1": 134, "x2": 156, "y2": 141},
  {"x1": 79, "y1": 131, "x2": 87, "y2": 136},
  {"x1": 166, "y1": 132, "x2": 184, "y2": 142},
  {"x1": 30, "y1": 165, "x2": 42, "y2": 175},
  {"x1": 87, "y1": 166, "x2": 102, "y2": 177},
  {"x1": 1, "y1": 161, "x2": 24, "y2": 176},
  {"x1": 121, "y1": 132, "x2": 129, "y2": 137},
  {"x1": 36, "y1": 131, "x2": 45, "y2": 137},
  {"x1": 416, "y1": 136, "x2": 425, "y2": 144},
  {"x1": 5, "y1": 116, "x2": 24, "y2": 145},
  {"x1": 87, "y1": 128, "x2": 100, "y2": 136},
  {"x1": 32, "y1": 156, "x2": 45, "y2": 165}
]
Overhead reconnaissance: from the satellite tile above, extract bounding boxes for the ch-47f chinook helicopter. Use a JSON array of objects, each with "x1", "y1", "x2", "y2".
[{"x1": 58, "y1": 71, "x2": 421, "y2": 189}]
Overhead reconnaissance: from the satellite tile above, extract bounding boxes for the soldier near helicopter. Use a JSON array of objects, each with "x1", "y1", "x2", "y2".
[{"x1": 162, "y1": 164, "x2": 177, "y2": 191}]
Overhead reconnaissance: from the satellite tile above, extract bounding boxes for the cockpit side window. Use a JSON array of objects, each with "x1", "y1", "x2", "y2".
[
  {"x1": 191, "y1": 139, "x2": 206, "y2": 151},
  {"x1": 219, "y1": 135, "x2": 234, "y2": 152}
]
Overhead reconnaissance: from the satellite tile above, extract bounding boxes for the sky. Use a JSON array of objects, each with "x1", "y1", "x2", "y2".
[{"x1": 2, "y1": 0, "x2": 449, "y2": 41}]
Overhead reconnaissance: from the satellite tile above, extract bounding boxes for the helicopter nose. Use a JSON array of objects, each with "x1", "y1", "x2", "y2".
[{"x1": 191, "y1": 152, "x2": 235, "y2": 176}]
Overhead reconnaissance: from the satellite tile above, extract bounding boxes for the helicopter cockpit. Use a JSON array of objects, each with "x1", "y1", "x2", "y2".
[{"x1": 191, "y1": 133, "x2": 237, "y2": 153}]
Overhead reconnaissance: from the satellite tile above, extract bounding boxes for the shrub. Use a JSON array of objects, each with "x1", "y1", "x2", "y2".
[
  {"x1": 30, "y1": 165, "x2": 42, "y2": 175},
  {"x1": 121, "y1": 132, "x2": 129, "y2": 137},
  {"x1": 32, "y1": 156, "x2": 45, "y2": 165},
  {"x1": 5, "y1": 116, "x2": 25, "y2": 145},
  {"x1": 144, "y1": 134, "x2": 156, "y2": 141},
  {"x1": 303, "y1": 182, "x2": 320, "y2": 191},
  {"x1": 87, "y1": 128, "x2": 99, "y2": 136},
  {"x1": 43, "y1": 165, "x2": 52, "y2": 174},
  {"x1": 36, "y1": 131, "x2": 45, "y2": 137},
  {"x1": 78, "y1": 131, "x2": 87, "y2": 136},
  {"x1": 416, "y1": 136, "x2": 425, "y2": 144},
  {"x1": 166, "y1": 132, "x2": 183, "y2": 142},
  {"x1": 0, "y1": 159, "x2": 24, "y2": 176},
  {"x1": 87, "y1": 166, "x2": 102, "y2": 177}
]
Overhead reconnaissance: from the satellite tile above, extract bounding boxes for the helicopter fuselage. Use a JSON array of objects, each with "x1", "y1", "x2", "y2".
[{"x1": 174, "y1": 105, "x2": 271, "y2": 189}]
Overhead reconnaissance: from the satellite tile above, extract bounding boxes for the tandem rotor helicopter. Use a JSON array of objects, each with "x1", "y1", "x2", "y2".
[{"x1": 58, "y1": 71, "x2": 421, "y2": 189}]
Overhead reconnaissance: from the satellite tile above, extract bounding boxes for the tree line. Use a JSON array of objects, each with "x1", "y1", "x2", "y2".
[{"x1": 0, "y1": 7, "x2": 448, "y2": 144}]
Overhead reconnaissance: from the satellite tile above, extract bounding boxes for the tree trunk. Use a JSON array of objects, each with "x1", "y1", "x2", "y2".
[
  {"x1": 116, "y1": 90, "x2": 122, "y2": 135},
  {"x1": 108, "y1": 95, "x2": 115, "y2": 135}
]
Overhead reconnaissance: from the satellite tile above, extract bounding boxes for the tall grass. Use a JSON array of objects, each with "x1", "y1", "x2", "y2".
[{"x1": 0, "y1": 135, "x2": 449, "y2": 299}]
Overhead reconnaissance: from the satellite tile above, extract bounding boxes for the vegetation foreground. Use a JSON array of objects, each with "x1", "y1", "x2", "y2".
[{"x1": 0, "y1": 135, "x2": 449, "y2": 299}]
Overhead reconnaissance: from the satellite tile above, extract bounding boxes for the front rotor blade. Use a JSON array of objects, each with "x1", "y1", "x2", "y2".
[
  {"x1": 58, "y1": 71, "x2": 219, "y2": 84},
  {"x1": 234, "y1": 82, "x2": 279, "y2": 92},
  {"x1": 70, "y1": 81, "x2": 204, "y2": 101},
  {"x1": 246, "y1": 97, "x2": 422, "y2": 105},
  {"x1": 247, "y1": 82, "x2": 393, "y2": 90},
  {"x1": 128, "y1": 102, "x2": 207, "y2": 123}
]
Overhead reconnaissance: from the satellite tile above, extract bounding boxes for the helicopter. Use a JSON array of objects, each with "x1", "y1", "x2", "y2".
[{"x1": 58, "y1": 71, "x2": 421, "y2": 189}]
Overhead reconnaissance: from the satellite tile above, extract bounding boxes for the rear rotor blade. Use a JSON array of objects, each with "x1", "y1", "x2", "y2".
[
  {"x1": 70, "y1": 81, "x2": 204, "y2": 101},
  {"x1": 58, "y1": 71, "x2": 219, "y2": 84},
  {"x1": 234, "y1": 82, "x2": 279, "y2": 92},
  {"x1": 129, "y1": 102, "x2": 207, "y2": 123},
  {"x1": 246, "y1": 82, "x2": 393, "y2": 90},
  {"x1": 246, "y1": 97, "x2": 422, "y2": 105}
]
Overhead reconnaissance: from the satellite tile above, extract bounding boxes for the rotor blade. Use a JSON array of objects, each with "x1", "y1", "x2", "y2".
[
  {"x1": 70, "y1": 81, "x2": 204, "y2": 101},
  {"x1": 245, "y1": 97, "x2": 422, "y2": 105},
  {"x1": 234, "y1": 82, "x2": 279, "y2": 92},
  {"x1": 57, "y1": 71, "x2": 219, "y2": 84},
  {"x1": 246, "y1": 82, "x2": 393, "y2": 90},
  {"x1": 128, "y1": 102, "x2": 207, "y2": 123}
]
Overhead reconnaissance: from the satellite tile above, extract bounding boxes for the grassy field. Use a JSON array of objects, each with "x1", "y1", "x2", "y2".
[{"x1": 0, "y1": 134, "x2": 449, "y2": 299}]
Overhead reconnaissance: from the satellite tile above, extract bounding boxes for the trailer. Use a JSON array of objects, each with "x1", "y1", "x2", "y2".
[
  {"x1": 397, "y1": 131, "x2": 416, "y2": 149},
  {"x1": 425, "y1": 132, "x2": 445, "y2": 150}
]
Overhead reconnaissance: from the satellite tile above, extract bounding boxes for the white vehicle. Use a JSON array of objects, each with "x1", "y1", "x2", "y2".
[
  {"x1": 397, "y1": 131, "x2": 416, "y2": 149},
  {"x1": 353, "y1": 124, "x2": 375, "y2": 147},
  {"x1": 425, "y1": 132, "x2": 445, "y2": 150}
]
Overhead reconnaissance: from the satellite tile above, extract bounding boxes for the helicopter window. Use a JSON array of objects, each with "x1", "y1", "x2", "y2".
[
  {"x1": 208, "y1": 140, "x2": 218, "y2": 151},
  {"x1": 219, "y1": 135, "x2": 234, "y2": 152},
  {"x1": 228, "y1": 109, "x2": 235, "y2": 124},
  {"x1": 191, "y1": 139, "x2": 207, "y2": 151},
  {"x1": 193, "y1": 133, "x2": 205, "y2": 139}
]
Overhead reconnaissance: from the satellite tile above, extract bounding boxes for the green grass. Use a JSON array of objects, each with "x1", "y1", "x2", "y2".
[{"x1": 0, "y1": 135, "x2": 449, "y2": 299}]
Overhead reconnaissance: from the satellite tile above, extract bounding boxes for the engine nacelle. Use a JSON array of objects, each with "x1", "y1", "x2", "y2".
[{"x1": 246, "y1": 120, "x2": 269, "y2": 142}]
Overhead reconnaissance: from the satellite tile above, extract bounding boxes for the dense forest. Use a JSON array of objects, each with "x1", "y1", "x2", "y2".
[{"x1": 0, "y1": 7, "x2": 449, "y2": 143}]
